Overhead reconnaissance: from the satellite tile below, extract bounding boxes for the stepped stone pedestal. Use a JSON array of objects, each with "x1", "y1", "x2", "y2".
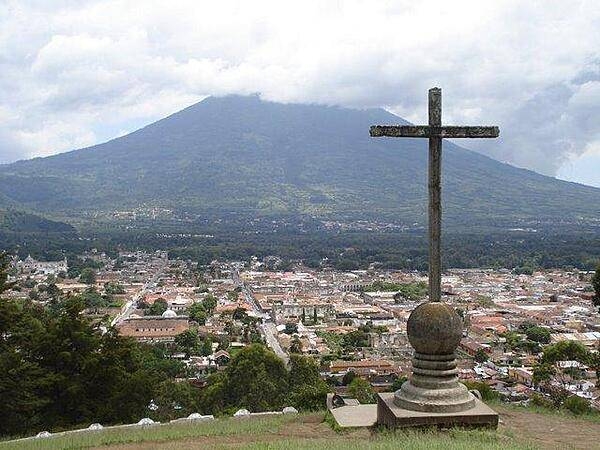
[{"x1": 377, "y1": 302, "x2": 498, "y2": 429}]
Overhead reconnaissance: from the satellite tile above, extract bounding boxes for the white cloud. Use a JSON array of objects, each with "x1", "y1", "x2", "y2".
[{"x1": 0, "y1": 0, "x2": 599, "y2": 187}]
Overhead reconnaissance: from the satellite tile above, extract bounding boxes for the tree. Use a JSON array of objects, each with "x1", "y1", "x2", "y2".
[
  {"x1": 0, "y1": 271, "x2": 184, "y2": 438},
  {"x1": 474, "y1": 348, "x2": 489, "y2": 364},
  {"x1": 462, "y1": 381, "x2": 499, "y2": 402},
  {"x1": 0, "y1": 252, "x2": 15, "y2": 293},
  {"x1": 592, "y1": 263, "x2": 600, "y2": 309},
  {"x1": 232, "y1": 307, "x2": 248, "y2": 321},
  {"x1": 221, "y1": 344, "x2": 289, "y2": 412},
  {"x1": 313, "y1": 308, "x2": 318, "y2": 324},
  {"x1": 289, "y1": 337, "x2": 303, "y2": 354},
  {"x1": 187, "y1": 302, "x2": 207, "y2": 325},
  {"x1": 202, "y1": 294, "x2": 218, "y2": 314},
  {"x1": 284, "y1": 322, "x2": 298, "y2": 334},
  {"x1": 525, "y1": 326, "x2": 551, "y2": 344},
  {"x1": 105, "y1": 282, "x2": 125, "y2": 295},
  {"x1": 534, "y1": 341, "x2": 593, "y2": 388},
  {"x1": 342, "y1": 370, "x2": 357, "y2": 386},
  {"x1": 80, "y1": 287, "x2": 109, "y2": 308},
  {"x1": 200, "y1": 337, "x2": 213, "y2": 356},
  {"x1": 79, "y1": 267, "x2": 96, "y2": 285},
  {"x1": 287, "y1": 355, "x2": 329, "y2": 411},
  {"x1": 348, "y1": 377, "x2": 375, "y2": 404},
  {"x1": 150, "y1": 379, "x2": 199, "y2": 422},
  {"x1": 147, "y1": 299, "x2": 168, "y2": 316},
  {"x1": 175, "y1": 329, "x2": 199, "y2": 357}
]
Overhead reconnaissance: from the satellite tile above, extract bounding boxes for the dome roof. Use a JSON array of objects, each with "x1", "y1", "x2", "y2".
[{"x1": 162, "y1": 309, "x2": 177, "y2": 318}]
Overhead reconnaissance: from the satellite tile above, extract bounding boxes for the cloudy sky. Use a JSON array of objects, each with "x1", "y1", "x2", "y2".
[{"x1": 1, "y1": 0, "x2": 600, "y2": 186}]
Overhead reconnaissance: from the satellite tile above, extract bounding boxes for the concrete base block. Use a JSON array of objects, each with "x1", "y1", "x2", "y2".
[{"x1": 377, "y1": 393, "x2": 498, "y2": 429}]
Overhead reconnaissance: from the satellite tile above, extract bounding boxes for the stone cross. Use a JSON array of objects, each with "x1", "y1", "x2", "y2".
[{"x1": 370, "y1": 88, "x2": 499, "y2": 302}]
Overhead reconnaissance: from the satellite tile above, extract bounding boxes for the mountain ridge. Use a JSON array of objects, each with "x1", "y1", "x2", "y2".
[{"x1": 0, "y1": 95, "x2": 599, "y2": 228}]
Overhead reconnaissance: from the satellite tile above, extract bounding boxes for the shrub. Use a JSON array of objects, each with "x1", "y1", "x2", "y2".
[
  {"x1": 563, "y1": 395, "x2": 592, "y2": 415},
  {"x1": 462, "y1": 381, "x2": 499, "y2": 402},
  {"x1": 530, "y1": 392, "x2": 554, "y2": 409}
]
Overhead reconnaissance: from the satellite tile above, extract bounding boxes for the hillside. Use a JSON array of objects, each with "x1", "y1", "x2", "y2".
[
  {"x1": 2, "y1": 406, "x2": 599, "y2": 449},
  {"x1": 0, "y1": 95, "x2": 599, "y2": 228},
  {"x1": 0, "y1": 209, "x2": 74, "y2": 233}
]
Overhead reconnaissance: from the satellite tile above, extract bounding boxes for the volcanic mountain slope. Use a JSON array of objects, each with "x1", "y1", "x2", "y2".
[{"x1": 0, "y1": 95, "x2": 598, "y2": 228}]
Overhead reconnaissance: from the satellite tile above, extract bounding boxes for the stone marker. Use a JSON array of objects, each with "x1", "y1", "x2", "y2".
[
  {"x1": 137, "y1": 418, "x2": 156, "y2": 426},
  {"x1": 234, "y1": 408, "x2": 251, "y2": 417},
  {"x1": 370, "y1": 88, "x2": 499, "y2": 428},
  {"x1": 282, "y1": 406, "x2": 299, "y2": 414}
]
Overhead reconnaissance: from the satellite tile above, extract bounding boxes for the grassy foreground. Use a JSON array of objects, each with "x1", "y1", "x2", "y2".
[
  {"x1": 2, "y1": 404, "x2": 599, "y2": 450},
  {"x1": 0, "y1": 413, "x2": 526, "y2": 450}
]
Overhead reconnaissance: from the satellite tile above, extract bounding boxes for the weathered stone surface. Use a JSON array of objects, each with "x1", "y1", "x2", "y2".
[
  {"x1": 234, "y1": 409, "x2": 251, "y2": 417},
  {"x1": 394, "y1": 301, "x2": 476, "y2": 413},
  {"x1": 282, "y1": 406, "x2": 299, "y2": 414},
  {"x1": 407, "y1": 302, "x2": 462, "y2": 355},
  {"x1": 378, "y1": 393, "x2": 498, "y2": 429},
  {"x1": 370, "y1": 88, "x2": 500, "y2": 427},
  {"x1": 370, "y1": 87, "x2": 499, "y2": 306},
  {"x1": 330, "y1": 404, "x2": 378, "y2": 428},
  {"x1": 369, "y1": 125, "x2": 499, "y2": 138}
]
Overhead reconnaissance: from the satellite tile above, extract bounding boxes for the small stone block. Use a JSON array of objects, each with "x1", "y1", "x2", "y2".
[{"x1": 377, "y1": 393, "x2": 498, "y2": 429}]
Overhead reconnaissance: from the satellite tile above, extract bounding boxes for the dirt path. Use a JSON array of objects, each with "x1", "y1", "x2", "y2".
[{"x1": 496, "y1": 405, "x2": 600, "y2": 450}]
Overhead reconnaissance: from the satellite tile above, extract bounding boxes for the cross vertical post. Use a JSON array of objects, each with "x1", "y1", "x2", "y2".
[
  {"x1": 428, "y1": 88, "x2": 442, "y2": 302},
  {"x1": 369, "y1": 87, "x2": 499, "y2": 304}
]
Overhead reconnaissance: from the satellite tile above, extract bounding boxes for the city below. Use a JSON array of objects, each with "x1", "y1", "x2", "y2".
[{"x1": 7, "y1": 251, "x2": 599, "y2": 410}]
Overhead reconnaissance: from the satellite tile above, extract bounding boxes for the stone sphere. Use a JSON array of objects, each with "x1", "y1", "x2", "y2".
[{"x1": 407, "y1": 302, "x2": 463, "y2": 355}]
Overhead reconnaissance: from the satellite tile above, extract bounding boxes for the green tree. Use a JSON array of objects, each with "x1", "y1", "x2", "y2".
[
  {"x1": 202, "y1": 294, "x2": 218, "y2": 313},
  {"x1": 79, "y1": 267, "x2": 96, "y2": 285},
  {"x1": 287, "y1": 355, "x2": 329, "y2": 411},
  {"x1": 342, "y1": 370, "x2": 357, "y2": 386},
  {"x1": 147, "y1": 298, "x2": 168, "y2": 316},
  {"x1": 284, "y1": 322, "x2": 298, "y2": 334},
  {"x1": 289, "y1": 337, "x2": 303, "y2": 354},
  {"x1": 199, "y1": 344, "x2": 288, "y2": 414},
  {"x1": 223, "y1": 344, "x2": 289, "y2": 412},
  {"x1": 0, "y1": 252, "x2": 15, "y2": 293},
  {"x1": 390, "y1": 376, "x2": 408, "y2": 391},
  {"x1": 105, "y1": 282, "x2": 125, "y2": 295},
  {"x1": 187, "y1": 302, "x2": 207, "y2": 324},
  {"x1": 525, "y1": 326, "x2": 551, "y2": 344},
  {"x1": 200, "y1": 337, "x2": 213, "y2": 356},
  {"x1": 175, "y1": 329, "x2": 199, "y2": 357},
  {"x1": 80, "y1": 287, "x2": 109, "y2": 308},
  {"x1": 150, "y1": 379, "x2": 199, "y2": 422},
  {"x1": 592, "y1": 263, "x2": 600, "y2": 308},
  {"x1": 348, "y1": 377, "x2": 375, "y2": 404},
  {"x1": 534, "y1": 341, "x2": 593, "y2": 388}
]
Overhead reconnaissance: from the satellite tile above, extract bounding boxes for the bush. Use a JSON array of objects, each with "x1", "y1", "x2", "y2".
[
  {"x1": 530, "y1": 392, "x2": 555, "y2": 409},
  {"x1": 563, "y1": 395, "x2": 592, "y2": 415},
  {"x1": 462, "y1": 381, "x2": 499, "y2": 402},
  {"x1": 348, "y1": 377, "x2": 375, "y2": 404}
]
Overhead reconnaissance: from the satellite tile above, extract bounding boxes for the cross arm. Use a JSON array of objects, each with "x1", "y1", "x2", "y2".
[{"x1": 370, "y1": 125, "x2": 499, "y2": 138}]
